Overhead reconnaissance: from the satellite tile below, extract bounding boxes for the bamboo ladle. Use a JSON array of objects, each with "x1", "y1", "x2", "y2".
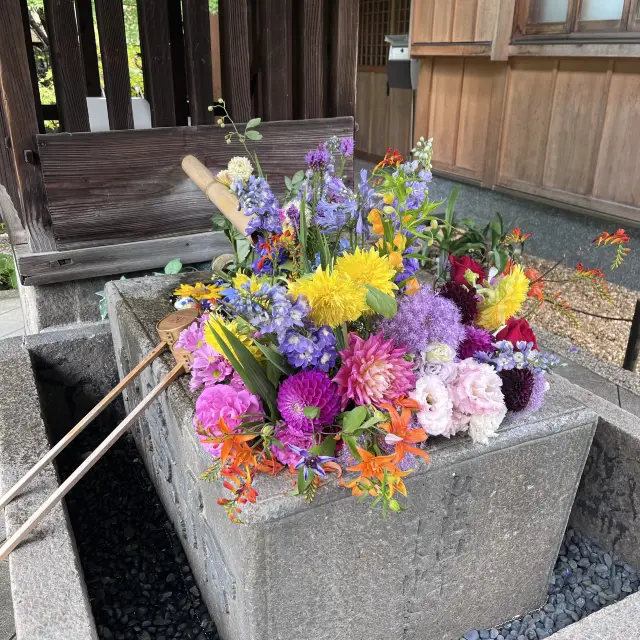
[{"x1": 0, "y1": 309, "x2": 198, "y2": 560}]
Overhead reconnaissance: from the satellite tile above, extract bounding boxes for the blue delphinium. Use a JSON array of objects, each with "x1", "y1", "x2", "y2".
[
  {"x1": 231, "y1": 175, "x2": 282, "y2": 235},
  {"x1": 475, "y1": 340, "x2": 560, "y2": 375}
]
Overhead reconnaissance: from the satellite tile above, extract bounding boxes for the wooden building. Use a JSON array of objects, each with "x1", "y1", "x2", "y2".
[{"x1": 356, "y1": 0, "x2": 640, "y2": 224}]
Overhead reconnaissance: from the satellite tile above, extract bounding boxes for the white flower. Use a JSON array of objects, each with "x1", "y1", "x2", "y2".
[
  {"x1": 424, "y1": 342, "x2": 455, "y2": 364},
  {"x1": 420, "y1": 360, "x2": 457, "y2": 384},
  {"x1": 216, "y1": 169, "x2": 232, "y2": 186},
  {"x1": 227, "y1": 156, "x2": 253, "y2": 183},
  {"x1": 467, "y1": 405, "x2": 507, "y2": 445},
  {"x1": 410, "y1": 374, "x2": 454, "y2": 437}
]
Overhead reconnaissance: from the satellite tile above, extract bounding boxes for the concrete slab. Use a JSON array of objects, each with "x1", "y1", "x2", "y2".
[
  {"x1": 107, "y1": 273, "x2": 598, "y2": 640},
  {"x1": 0, "y1": 556, "x2": 15, "y2": 640}
]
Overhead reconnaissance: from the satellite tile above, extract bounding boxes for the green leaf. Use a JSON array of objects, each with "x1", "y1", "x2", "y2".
[
  {"x1": 297, "y1": 466, "x2": 314, "y2": 493},
  {"x1": 342, "y1": 434, "x2": 362, "y2": 461},
  {"x1": 310, "y1": 437, "x2": 337, "y2": 457},
  {"x1": 245, "y1": 117, "x2": 261, "y2": 130},
  {"x1": 96, "y1": 292, "x2": 108, "y2": 320},
  {"x1": 303, "y1": 406, "x2": 321, "y2": 419},
  {"x1": 211, "y1": 323, "x2": 278, "y2": 418},
  {"x1": 164, "y1": 258, "x2": 183, "y2": 274},
  {"x1": 252, "y1": 341, "x2": 294, "y2": 375},
  {"x1": 365, "y1": 285, "x2": 397, "y2": 319},
  {"x1": 236, "y1": 236, "x2": 252, "y2": 263},
  {"x1": 292, "y1": 170, "x2": 305, "y2": 184},
  {"x1": 333, "y1": 325, "x2": 346, "y2": 351},
  {"x1": 265, "y1": 360, "x2": 282, "y2": 386},
  {"x1": 342, "y1": 406, "x2": 368, "y2": 433},
  {"x1": 445, "y1": 186, "x2": 460, "y2": 226},
  {"x1": 245, "y1": 130, "x2": 262, "y2": 141}
]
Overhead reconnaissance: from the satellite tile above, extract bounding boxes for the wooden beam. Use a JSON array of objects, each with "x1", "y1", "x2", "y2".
[
  {"x1": 182, "y1": 0, "x2": 215, "y2": 125},
  {"x1": 136, "y1": 0, "x2": 176, "y2": 127},
  {"x1": 411, "y1": 43, "x2": 491, "y2": 57},
  {"x1": 210, "y1": 12, "x2": 223, "y2": 103},
  {"x1": 491, "y1": 0, "x2": 516, "y2": 61},
  {"x1": 43, "y1": 0, "x2": 91, "y2": 132},
  {"x1": 167, "y1": 0, "x2": 189, "y2": 126},
  {"x1": 0, "y1": 185, "x2": 28, "y2": 248},
  {"x1": 329, "y1": 0, "x2": 359, "y2": 118},
  {"x1": 259, "y1": 0, "x2": 293, "y2": 121},
  {"x1": 295, "y1": 0, "x2": 326, "y2": 119},
  {"x1": 94, "y1": 0, "x2": 134, "y2": 130},
  {"x1": 218, "y1": 0, "x2": 252, "y2": 121},
  {"x1": 509, "y1": 42, "x2": 640, "y2": 57},
  {"x1": 36, "y1": 117, "x2": 355, "y2": 248},
  {"x1": 16, "y1": 231, "x2": 231, "y2": 286},
  {"x1": 0, "y1": 0, "x2": 55, "y2": 251},
  {"x1": 75, "y1": 0, "x2": 102, "y2": 97},
  {"x1": 0, "y1": 103, "x2": 23, "y2": 241}
]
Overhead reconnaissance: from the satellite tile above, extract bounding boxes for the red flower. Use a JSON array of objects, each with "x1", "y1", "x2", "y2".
[
  {"x1": 495, "y1": 318, "x2": 537, "y2": 350},
  {"x1": 448, "y1": 255, "x2": 487, "y2": 289}
]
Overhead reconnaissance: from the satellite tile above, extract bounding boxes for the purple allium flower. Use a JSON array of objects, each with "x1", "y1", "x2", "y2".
[
  {"x1": 306, "y1": 145, "x2": 331, "y2": 171},
  {"x1": 499, "y1": 367, "x2": 535, "y2": 412},
  {"x1": 277, "y1": 371, "x2": 341, "y2": 433},
  {"x1": 439, "y1": 281, "x2": 479, "y2": 325},
  {"x1": 287, "y1": 444, "x2": 336, "y2": 480},
  {"x1": 521, "y1": 373, "x2": 549, "y2": 415},
  {"x1": 383, "y1": 287, "x2": 465, "y2": 354},
  {"x1": 458, "y1": 325, "x2": 494, "y2": 360},
  {"x1": 339, "y1": 136, "x2": 354, "y2": 157}
]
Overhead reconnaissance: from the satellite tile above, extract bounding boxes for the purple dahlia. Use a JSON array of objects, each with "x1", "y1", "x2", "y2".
[
  {"x1": 277, "y1": 371, "x2": 340, "y2": 433},
  {"x1": 459, "y1": 325, "x2": 495, "y2": 360},
  {"x1": 439, "y1": 281, "x2": 479, "y2": 325},
  {"x1": 499, "y1": 367, "x2": 535, "y2": 412}
]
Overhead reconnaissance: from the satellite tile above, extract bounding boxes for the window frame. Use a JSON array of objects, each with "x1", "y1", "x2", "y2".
[{"x1": 515, "y1": 0, "x2": 640, "y2": 38}]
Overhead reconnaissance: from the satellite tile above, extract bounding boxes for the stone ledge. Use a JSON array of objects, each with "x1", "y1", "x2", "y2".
[{"x1": 0, "y1": 337, "x2": 98, "y2": 640}]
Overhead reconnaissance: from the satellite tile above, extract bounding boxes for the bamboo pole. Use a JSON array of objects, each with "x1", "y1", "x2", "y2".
[
  {"x1": 0, "y1": 341, "x2": 167, "y2": 511},
  {"x1": 181, "y1": 154, "x2": 253, "y2": 237},
  {"x1": 0, "y1": 362, "x2": 185, "y2": 561}
]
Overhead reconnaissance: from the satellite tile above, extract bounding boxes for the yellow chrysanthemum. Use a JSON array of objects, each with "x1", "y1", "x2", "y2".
[
  {"x1": 204, "y1": 315, "x2": 263, "y2": 361},
  {"x1": 174, "y1": 282, "x2": 224, "y2": 302},
  {"x1": 288, "y1": 267, "x2": 367, "y2": 328},
  {"x1": 477, "y1": 265, "x2": 530, "y2": 330},
  {"x1": 335, "y1": 248, "x2": 398, "y2": 297}
]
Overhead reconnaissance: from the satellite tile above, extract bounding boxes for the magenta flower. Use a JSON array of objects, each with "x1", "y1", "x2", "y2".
[
  {"x1": 277, "y1": 371, "x2": 340, "y2": 433},
  {"x1": 194, "y1": 385, "x2": 263, "y2": 457},
  {"x1": 175, "y1": 321, "x2": 205, "y2": 352},
  {"x1": 333, "y1": 332, "x2": 416, "y2": 409},
  {"x1": 458, "y1": 325, "x2": 494, "y2": 360},
  {"x1": 189, "y1": 344, "x2": 232, "y2": 390},
  {"x1": 272, "y1": 427, "x2": 313, "y2": 466}
]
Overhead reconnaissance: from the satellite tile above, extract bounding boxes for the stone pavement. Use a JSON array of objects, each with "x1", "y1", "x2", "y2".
[
  {"x1": 0, "y1": 291, "x2": 23, "y2": 340},
  {"x1": 0, "y1": 511, "x2": 15, "y2": 640}
]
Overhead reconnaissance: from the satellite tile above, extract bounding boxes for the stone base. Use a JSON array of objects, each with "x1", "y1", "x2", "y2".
[{"x1": 106, "y1": 274, "x2": 598, "y2": 640}]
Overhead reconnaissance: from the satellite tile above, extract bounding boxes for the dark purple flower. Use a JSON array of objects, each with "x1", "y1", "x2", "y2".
[
  {"x1": 439, "y1": 281, "x2": 479, "y2": 325},
  {"x1": 288, "y1": 444, "x2": 336, "y2": 480},
  {"x1": 499, "y1": 367, "x2": 535, "y2": 412},
  {"x1": 458, "y1": 325, "x2": 494, "y2": 360}
]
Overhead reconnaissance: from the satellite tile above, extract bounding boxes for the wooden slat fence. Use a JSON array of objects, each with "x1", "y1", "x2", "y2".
[{"x1": 0, "y1": 0, "x2": 359, "y2": 284}]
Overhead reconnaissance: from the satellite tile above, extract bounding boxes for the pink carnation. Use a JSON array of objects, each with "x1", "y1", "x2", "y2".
[
  {"x1": 334, "y1": 332, "x2": 416, "y2": 409},
  {"x1": 449, "y1": 359, "x2": 504, "y2": 416},
  {"x1": 194, "y1": 384, "x2": 263, "y2": 457}
]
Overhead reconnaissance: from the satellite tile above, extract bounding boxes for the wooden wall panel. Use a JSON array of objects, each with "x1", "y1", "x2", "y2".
[
  {"x1": 369, "y1": 71, "x2": 391, "y2": 156},
  {"x1": 543, "y1": 59, "x2": 610, "y2": 196},
  {"x1": 388, "y1": 89, "x2": 414, "y2": 153},
  {"x1": 411, "y1": 0, "x2": 435, "y2": 43},
  {"x1": 498, "y1": 59, "x2": 557, "y2": 185},
  {"x1": 452, "y1": 0, "x2": 478, "y2": 42},
  {"x1": 429, "y1": 58, "x2": 465, "y2": 166},
  {"x1": 474, "y1": 0, "x2": 498, "y2": 41},
  {"x1": 455, "y1": 60, "x2": 493, "y2": 175},
  {"x1": 355, "y1": 71, "x2": 373, "y2": 153},
  {"x1": 432, "y1": 1, "x2": 456, "y2": 42},
  {"x1": 593, "y1": 60, "x2": 640, "y2": 208}
]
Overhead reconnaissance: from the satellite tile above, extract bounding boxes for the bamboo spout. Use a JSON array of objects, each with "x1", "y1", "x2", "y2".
[{"x1": 182, "y1": 155, "x2": 252, "y2": 237}]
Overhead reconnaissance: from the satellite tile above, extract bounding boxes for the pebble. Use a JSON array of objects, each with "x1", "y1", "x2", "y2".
[
  {"x1": 59, "y1": 430, "x2": 220, "y2": 640},
  {"x1": 460, "y1": 528, "x2": 639, "y2": 640}
]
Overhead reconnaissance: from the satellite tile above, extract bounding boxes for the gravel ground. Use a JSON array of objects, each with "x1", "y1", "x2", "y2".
[
  {"x1": 461, "y1": 528, "x2": 640, "y2": 640},
  {"x1": 522, "y1": 256, "x2": 637, "y2": 368},
  {"x1": 59, "y1": 429, "x2": 219, "y2": 640}
]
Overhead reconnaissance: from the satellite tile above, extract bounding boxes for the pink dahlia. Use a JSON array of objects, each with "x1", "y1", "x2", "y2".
[
  {"x1": 277, "y1": 371, "x2": 340, "y2": 433},
  {"x1": 272, "y1": 426, "x2": 313, "y2": 466},
  {"x1": 333, "y1": 332, "x2": 416, "y2": 409},
  {"x1": 194, "y1": 384, "x2": 263, "y2": 456}
]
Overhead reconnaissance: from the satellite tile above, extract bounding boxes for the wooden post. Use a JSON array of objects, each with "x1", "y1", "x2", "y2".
[
  {"x1": 623, "y1": 299, "x2": 640, "y2": 372},
  {"x1": 329, "y1": 0, "x2": 360, "y2": 119},
  {"x1": 0, "y1": 0, "x2": 56, "y2": 251},
  {"x1": 491, "y1": 0, "x2": 516, "y2": 61},
  {"x1": 295, "y1": 0, "x2": 326, "y2": 120}
]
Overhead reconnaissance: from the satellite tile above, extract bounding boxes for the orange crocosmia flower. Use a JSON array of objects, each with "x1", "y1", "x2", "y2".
[
  {"x1": 405, "y1": 277, "x2": 420, "y2": 296},
  {"x1": 524, "y1": 267, "x2": 545, "y2": 300},
  {"x1": 379, "y1": 403, "x2": 430, "y2": 465},
  {"x1": 593, "y1": 228, "x2": 630, "y2": 246},
  {"x1": 505, "y1": 228, "x2": 531, "y2": 244},
  {"x1": 347, "y1": 447, "x2": 399, "y2": 482},
  {"x1": 368, "y1": 208, "x2": 384, "y2": 235}
]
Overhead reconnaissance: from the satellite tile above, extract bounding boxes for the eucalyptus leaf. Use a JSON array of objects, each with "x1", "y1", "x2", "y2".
[
  {"x1": 164, "y1": 258, "x2": 183, "y2": 274},
  {"x1": 245, "y1": 117, "x2": 261, "y2": 129},
  {"x1": 365, "y1": 285, "x2": 397, "y2": 319},
  {"x1": 245, "y1": 130, "x2": 262, "y2": 141}
]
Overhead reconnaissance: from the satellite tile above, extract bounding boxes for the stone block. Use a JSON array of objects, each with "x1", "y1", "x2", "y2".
[
  {"x1": 0, "y1": 337, "x2": 98, "y2": 640},
  {"x1": 552, "y1": 373, "x2": 640, "y2": 570},
  {"x1": 107, "y1": 274, "x2": 598, "y2": 640},
  {"x1": 551, "y1": 591, "x2": 640, "y2": 639}
]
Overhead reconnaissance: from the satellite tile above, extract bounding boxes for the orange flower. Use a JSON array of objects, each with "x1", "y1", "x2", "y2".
[
  {"x1": 347, "y1": 447, "x2": 399, "y2": 483},
  {"x1": 374, "y1": 148, "x2": 404, "y2": 173},
  {"x1": 524, "y1": 267, "x2": 545, "y2": 300},
  {"x1": 388, "y1": 251, "x2": 403, "y2": 270},
  {"x1": 593, "y1": 229, "x2": 630, "y2": 247},
  {"x1": 405, "y1": 277, "x2": 420, "y2": 296},
  {"x1": 368, "y1": 208, "x2": 384, "y2": 235},
  {"x1": 505, "y1": 228, "x2": 531, "y2": 244},
  {"x1": 379, "y1": 403, "x2": 430, "y2": 465},
  {"x1": 206, "y1": 418, "x2": 256, "y2": 467}
]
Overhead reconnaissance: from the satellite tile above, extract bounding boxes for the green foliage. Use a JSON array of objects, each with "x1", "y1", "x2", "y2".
[
  {"x1": 364, "y1": 285, "x2": 397, "y2": 319},
  {"x1": 164, "y1": 258, "x2": 183, "y2": 275},
  {"x1": 0, "y1": 254, "x2": 18, "y2": 290}
]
